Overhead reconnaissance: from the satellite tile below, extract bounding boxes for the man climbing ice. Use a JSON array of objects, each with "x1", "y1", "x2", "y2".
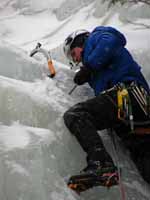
[{"x1": 63, "y1": 26, "x2": 150, "y2": 192}]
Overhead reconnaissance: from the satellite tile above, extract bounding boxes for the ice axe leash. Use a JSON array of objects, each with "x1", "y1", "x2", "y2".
[{"x1": 30, "y1": 43, "x2": 56, "y2": 78}]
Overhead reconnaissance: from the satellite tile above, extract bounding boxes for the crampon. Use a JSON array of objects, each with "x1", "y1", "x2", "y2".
[{"x1": 67, "y1": 168, "x2": 118, "y2": 193}]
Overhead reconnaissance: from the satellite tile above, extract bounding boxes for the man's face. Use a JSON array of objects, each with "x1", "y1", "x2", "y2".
[{"x1": 70, "y1": 47, "x2": 83, "y2": 64}]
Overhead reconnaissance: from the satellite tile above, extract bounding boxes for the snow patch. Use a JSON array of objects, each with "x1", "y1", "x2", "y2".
[{"x1": 0, "y1": 122, "x2": 53, "y2": 151}]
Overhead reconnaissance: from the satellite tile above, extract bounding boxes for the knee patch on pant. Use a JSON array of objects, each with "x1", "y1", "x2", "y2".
[
  {"x1": 63, "y1": 112, "x2": 75, "y2": 133},
  {"x1": 63, "y1": 103, "x2": 83, "y2": 129},
  {"x1": 63, "y1": 109, "x2": 82, "y2": 135}
]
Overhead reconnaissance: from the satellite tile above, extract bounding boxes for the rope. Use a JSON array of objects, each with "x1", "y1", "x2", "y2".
[{"x1": 108, "y1": 128, "x2": 126, "y2": 200}]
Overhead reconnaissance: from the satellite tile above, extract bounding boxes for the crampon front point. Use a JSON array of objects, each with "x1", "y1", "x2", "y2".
[{"x1": 67, "y1": 171, "x2": 118, "y2": 193}]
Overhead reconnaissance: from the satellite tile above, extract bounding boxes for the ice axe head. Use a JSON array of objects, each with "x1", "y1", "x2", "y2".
[{"x1": 36, "y1": 42, "x2": 42, "y2": 49}]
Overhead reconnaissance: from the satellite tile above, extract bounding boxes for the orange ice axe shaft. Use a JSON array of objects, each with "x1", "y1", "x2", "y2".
[{"x1": 30, "y1": 43, "x2": 56, "y2": 78}]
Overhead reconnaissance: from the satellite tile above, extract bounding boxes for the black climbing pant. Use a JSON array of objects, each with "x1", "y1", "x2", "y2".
[{"x1": 63, "y1": 88, "x2": 150, "y2": 183}]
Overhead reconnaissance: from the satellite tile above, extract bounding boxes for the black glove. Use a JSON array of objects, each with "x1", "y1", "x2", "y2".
[{"x1": 74, "y1": 67, "x2": 91, "y2": 85}]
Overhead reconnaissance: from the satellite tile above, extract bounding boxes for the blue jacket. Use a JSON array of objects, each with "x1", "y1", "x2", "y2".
[{"x1": 82, "y1": 26, "x2": 149, "y2": 96}]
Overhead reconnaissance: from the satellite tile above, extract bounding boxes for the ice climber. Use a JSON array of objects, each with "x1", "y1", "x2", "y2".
[{"x1": 63, "y1": 26, "x2": 150, "y2": 187}]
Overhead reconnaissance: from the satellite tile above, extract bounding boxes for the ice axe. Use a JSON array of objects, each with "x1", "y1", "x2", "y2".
[
  {"x1": 30, "y1": 43, "x2": 56, "y2": 78},
  {"x1": 68, "y1": 84, "x2": 78, "y2": 95},
  {"x1": 68, "y1": 69, "x2": 81, "y2": 95}
]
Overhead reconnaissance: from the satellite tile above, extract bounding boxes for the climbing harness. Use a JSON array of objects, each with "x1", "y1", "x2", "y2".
[
  {"x1": 102, "y1": 82, "x2": 150, "y2": 133},
  {"x1": 102, "y1": 83, "x2": 134, "y2": 131}
]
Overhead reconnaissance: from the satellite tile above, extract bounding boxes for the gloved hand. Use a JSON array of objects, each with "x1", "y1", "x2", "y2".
[{"x1": 74, "y1": 67, "x2": 91, "y2": 85}]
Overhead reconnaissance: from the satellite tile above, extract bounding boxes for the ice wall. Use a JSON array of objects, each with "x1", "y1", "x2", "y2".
[
  {"x1": 0, "y1": 34, "x2": 150, "y2": 200},
  {"x1": 0, "y1": 43, "x2": 86, "y2": 200}
]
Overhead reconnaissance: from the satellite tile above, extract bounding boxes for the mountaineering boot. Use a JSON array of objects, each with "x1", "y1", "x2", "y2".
[
  {"x1": 68, "y1": 148, "x2": 119, "y2": 193},
  {"x1": 67, "y1": 161, "x2": 118, "y2": 193}
]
